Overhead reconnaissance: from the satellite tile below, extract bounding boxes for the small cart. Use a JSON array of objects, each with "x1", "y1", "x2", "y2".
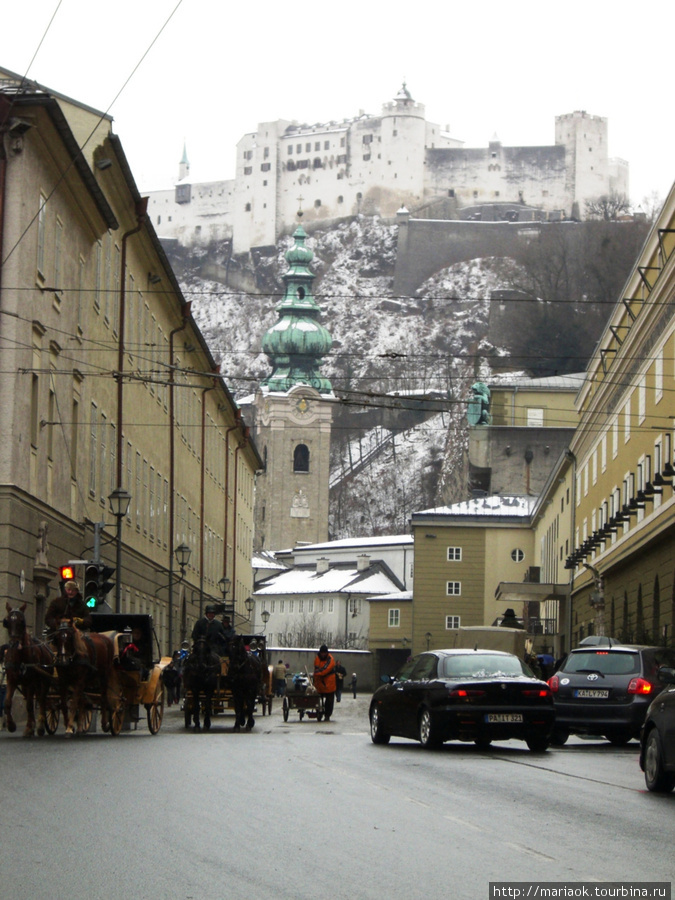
[{"x1": 282, "y1": 673, "x2": 326, "y2": 722}]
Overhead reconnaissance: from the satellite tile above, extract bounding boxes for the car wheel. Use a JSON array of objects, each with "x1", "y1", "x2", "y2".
[
  {"x1": 606, "y1": 732, "x2": 632, "y2": 747},
  {"x1": 369, "y1": 705, "x2": 390, "y2": 745},
  {"x1": 418, "y1": 708, "x2": 441, "y2": 748},
  {"x1": 644, "y1": 728, "x2": 675, "y2": 793},
  {"x1": 474, "y1": 737, "x2": 492, "y2": 750},
  {"x1": 550, "y1": 728, "x2": 569, "y2": 746},
  {"x1": 526, "y1": 734, "x2": 550, "y2": 753}
]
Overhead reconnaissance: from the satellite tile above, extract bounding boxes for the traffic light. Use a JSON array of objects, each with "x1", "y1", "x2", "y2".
[
  {"x1": 84, "y1": 564, "x2": 99, "y2": 609},
  {"x1": 59, "y1": 565, "x2": 75, "y2": 591},
  {"x1": 83, "y1": 563, "x2": 115, "y2": 609}
]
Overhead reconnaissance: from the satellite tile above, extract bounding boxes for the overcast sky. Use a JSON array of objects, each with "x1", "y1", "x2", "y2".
[{"x1": 2, "y1": 0, "x2": 674, "y2": 207}]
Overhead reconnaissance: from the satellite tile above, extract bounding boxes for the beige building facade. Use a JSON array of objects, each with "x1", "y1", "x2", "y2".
[{"x1": 0, "y1": 72, "x2": 261, "y2": 652}]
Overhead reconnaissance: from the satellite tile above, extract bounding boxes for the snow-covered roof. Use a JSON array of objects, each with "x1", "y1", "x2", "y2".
[
  {"x1": 252, "y1": 551, "x2": 288, "y2": 572},
  {"x1": 489, "y1": 373, "x2": 585, "y2": 391},
  {"x1": 293, "y1": 535, "x2": 413, "y2": 552},
  {"x1": 415, "y1": 494, "x2": 536, "y2": 518},
  {"x1": 369, "y1": 590, "x2": 413, "y2": 602},
  {"x1": 253, "y1": 563, "x2": 401, "y2": 597}
]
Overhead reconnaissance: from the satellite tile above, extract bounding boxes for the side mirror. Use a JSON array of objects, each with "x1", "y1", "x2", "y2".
[
  {"x1": 657, "y1": 666, "x2": 675, "y2": 685},
  {"x1": 380, "y1": 674, "x2": 394, "y2": 684}
]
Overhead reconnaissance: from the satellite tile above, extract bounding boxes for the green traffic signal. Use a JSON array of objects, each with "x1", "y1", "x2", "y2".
[{"x1": 84, "y1": 563, "x2": 99, "y2": 609}]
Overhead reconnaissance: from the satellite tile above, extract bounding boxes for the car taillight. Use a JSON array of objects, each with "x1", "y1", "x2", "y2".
[
  {"x1": 522, "y1": 688, "x2": 550, "y2": 698},
  {"x1": 627, "y1": 677, "x2": 653, "y2": 695},
  {"x1": 548, "y1": 675, "x2": 559, "y2": 692},
  {"x1": 448, "y1": 688, "x2": 486, "y2": 701}
]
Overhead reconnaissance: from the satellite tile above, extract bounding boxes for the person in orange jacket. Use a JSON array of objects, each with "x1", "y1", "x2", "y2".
[{"x1": 313, "y1": 644, "x2": 336, "y2": 722}]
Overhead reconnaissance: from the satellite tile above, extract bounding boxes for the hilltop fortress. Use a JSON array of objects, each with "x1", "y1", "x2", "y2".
[{"x1": 147, "y1": 85, "x2": 628, "y2": 257}]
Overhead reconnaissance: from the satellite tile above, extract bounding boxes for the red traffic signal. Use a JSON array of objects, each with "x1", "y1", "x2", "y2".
[{"x1": 59, "y1": 565, "x2": 75, "y2": 582}]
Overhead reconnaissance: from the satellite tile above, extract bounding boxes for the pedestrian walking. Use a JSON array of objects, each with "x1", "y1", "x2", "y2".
[
  {"x1": 334, "y1": 659, "x2": 347, "y2": 702},
  {"x1": 313, "y1": 644, "x2": 336, "y2": 722},
  {"x1": 349, "y1": 672, "x2": 357, "y2": 698},
  {"x1": 273, "y1": 659, "x2": 288, "y2": 697}
]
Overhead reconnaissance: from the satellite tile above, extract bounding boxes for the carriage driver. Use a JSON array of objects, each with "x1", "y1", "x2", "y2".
[
  {"x1": 191, "y1": 605, "x2": 230, "y2": 657},
  {"x1": 45, "y1": 580, "x2": 92, "y2": 635}
]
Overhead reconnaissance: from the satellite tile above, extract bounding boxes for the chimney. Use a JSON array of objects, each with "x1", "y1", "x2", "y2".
[
  {"x1": 316, "y1": 558, "x2": 329, "y2": 574},
  {"x1": 357, "y1": 554, "x2": 371, "y2": 572}
]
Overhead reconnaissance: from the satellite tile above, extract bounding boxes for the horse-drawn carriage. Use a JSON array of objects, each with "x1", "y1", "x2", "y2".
[
  {"x1": 2, "y1": 603, "x2": 168, "y2": 737},
  {"x1": 182, "y1": 633, "x2": 273, "y2": 731},
  {"x1": 282, "y1": 671, "x2": 327, "y2": 722}
]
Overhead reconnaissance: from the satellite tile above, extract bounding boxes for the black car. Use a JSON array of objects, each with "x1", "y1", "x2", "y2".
[
  {"x1": 547, "y1": 644, "x2": 675, "y2": 746},
  {"x1": 369, "y1": 649, "x2": 555, "y2": 752},
  {"x1": 640, "y1": 666, "x2": 675, "y2": 792}
]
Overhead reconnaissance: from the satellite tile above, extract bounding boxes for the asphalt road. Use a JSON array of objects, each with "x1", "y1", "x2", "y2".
[{"x1": 1, "y1": 695, "x2": 673, "y2": 900}]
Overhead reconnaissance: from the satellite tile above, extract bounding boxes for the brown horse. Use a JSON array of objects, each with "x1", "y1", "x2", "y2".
[
  {"x1": 228, "y1": 635, "x2": 262, "y2": 732},
  {"x1": 3, "y1": 603, "x2": 54, "y2": 736},
  {"x1": 53, "y1": 620, "x2": 115, "y2": 736}
]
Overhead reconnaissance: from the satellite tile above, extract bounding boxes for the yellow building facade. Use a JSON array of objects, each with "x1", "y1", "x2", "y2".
[{"x1": 0, "y1": 74, "x2": 261, "y2": 651}]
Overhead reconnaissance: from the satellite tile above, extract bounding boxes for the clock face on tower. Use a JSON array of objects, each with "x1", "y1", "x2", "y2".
[{"x1": 295, "y1": 397, "x2": 311, "y2": 417}]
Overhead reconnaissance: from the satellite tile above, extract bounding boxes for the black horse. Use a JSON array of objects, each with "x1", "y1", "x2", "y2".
[
  {"x1": 3, "y1": 603, "x2": 54, "y2": 736},
  {"x1": 228, "y1": 635, "x2": 262, "y2": 732},
  {"x1": 182, "y1": 638, "x2": 220, "y2": 731}
]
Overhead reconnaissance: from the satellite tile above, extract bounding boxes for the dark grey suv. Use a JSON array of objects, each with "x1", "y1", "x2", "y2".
[{"x1": 548, "y1": 644, "x2": 675, "y2": 745}]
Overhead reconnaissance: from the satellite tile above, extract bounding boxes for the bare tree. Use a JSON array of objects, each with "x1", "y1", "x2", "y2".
[{"x1": 584, "y1": 192, "x2": 630, "y2": 221}]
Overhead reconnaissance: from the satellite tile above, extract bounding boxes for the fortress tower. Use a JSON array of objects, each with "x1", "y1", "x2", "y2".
[{"x1": 251, "y1": 223, "x2": 335, "y2": 550}]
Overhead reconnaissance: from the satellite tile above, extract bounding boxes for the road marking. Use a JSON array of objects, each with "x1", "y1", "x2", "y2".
[
  {"x1": 505, "y1": 841, "x2": 557, "y2": 861},
  {"x1": 443, "y1": 814, "x2": 483, "y2": 832}
]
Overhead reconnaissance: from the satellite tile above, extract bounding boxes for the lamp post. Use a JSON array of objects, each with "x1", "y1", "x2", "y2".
[
  {"x1": 245, "y1": 596, "x2": 254, "y2": 627},
  {"x1": 261, "y1": 609, "x2": 270, "y2": 634},
  {"x1": 167, "y1": 542, "x2": 191, "y2": 654},
  {"x1": 108, "y1": 488, "x2": 132, "y2": 613},
  {"x1": 217, "y1": 576, "x2": 231, "y2": 617}
]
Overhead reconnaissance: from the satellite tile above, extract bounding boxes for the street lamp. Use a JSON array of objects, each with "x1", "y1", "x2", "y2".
[
  {"x1": 261, "y1": 609, "x2": 270, "y2": 634},
  {"x1": 108, "y1": 488, "x2": 132, "y2": 613},
  {"x1": 175, "y1": 542, "x2": 191, "y2": 578},
  {"x1": 218, "y1": 576, "x2": 231, "y2": 600},
  {"x1": 425, "y1": 632, "x2": 432, "y2": 650}
]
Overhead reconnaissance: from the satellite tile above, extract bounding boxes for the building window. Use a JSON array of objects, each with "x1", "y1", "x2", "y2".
[
  {"x1": 288, "y1": 145, "x2": 293, "y2": 155},
  {"x1": 293, "y1": 443, "x2": 309, "y2": 472},
  {"x1": 511, "y1": 549, "x2": 524, "y2": 562},
  {"x1": 388, "y1": 609, "x2": 400, "y2": 627},
  {"x1": 305, "y1": 143, "x2": 311, "y2": 152},
  {"x1": 447, "y1": 547, "x2": 462, "y2": 561},
  {"x1": 244, "y1": 166, "x2": 252, "y2": 175},
  {"x1": 324, "y1": 141, "x2": 330, "y2": 150},
  {"x1": 245, "y1": 203, "x2": 251, "y2": 212},
  {"x1": 261, "y1": 163, "x2": 271, "y2": 172},
  {"x1": 527, "y1": 407, "x2": 544, "y2": 427},
  {"x1": 446, "y1": 616, "x2": 461, "y2": 629},
  {"x1": 37, "y1": 193, "x2": 47, "y2": 279},
  {"x1": 314, "y1": 199, "x2": 321, "y2": 208},
  {"x1": 337, "y1": 195, "x2": 344, "y2": 204},
  {"x1": 446, "y1": 581, "x2": 461, "y2": 596},
  {"x1": 655, "y1": 349, "x2": 663, "y2": 403}
]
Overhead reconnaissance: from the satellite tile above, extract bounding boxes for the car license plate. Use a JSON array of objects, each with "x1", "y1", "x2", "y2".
[
  {"x1": 485, "y1": 713, "x2": 523, "y2": 723},
  {"x1": 574, "y1": 689, "x2": 609, "y2": 699}
]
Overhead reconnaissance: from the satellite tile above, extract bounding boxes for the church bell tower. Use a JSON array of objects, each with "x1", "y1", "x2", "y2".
[{"x1": 252, "y1": 223, "x2": 335, "y2": 551}]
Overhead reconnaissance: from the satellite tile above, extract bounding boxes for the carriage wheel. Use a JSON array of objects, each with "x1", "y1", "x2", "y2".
[
  {"x1": 282, "y1": 696, "x2": 289, "y2": 722},
  {"x1": 79, "y1": 705, "x2": 93, "y2": 734},
  {"x1": 147, "y1": 682, "x2": 165, "y2": 735},
  {"x1": 109, "y1": 699, "x2": 125, "y2": 736},
  {"x1": 44, "y1": 701, "x2": 59, "y2": 735}
]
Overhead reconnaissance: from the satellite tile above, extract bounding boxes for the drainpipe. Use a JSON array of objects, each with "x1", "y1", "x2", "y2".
[
  {"x1": 565, "y1": 449, "x2": 577, "y2": 654},
  {"x1": 222, "y1": 410, "x2": 242, "y2": 597},
  {"x1": 231, "y1": 426, "x2": 250, "y2": 610},
  {"x1": 199, "y1": 373, "x2": 218, "y2": 615},
  {"x1": 167, "y1": 302, "x2": 192, "y2": 655}
]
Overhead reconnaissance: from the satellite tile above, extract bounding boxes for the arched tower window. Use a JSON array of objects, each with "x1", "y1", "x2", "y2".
[{"x1": 293, "y1": 443, "x2": 309, "y2": 473}]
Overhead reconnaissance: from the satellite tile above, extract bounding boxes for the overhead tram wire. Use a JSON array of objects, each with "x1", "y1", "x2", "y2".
[{"x1": 1, "y1": 0, "x2": 184, "y2": 270}]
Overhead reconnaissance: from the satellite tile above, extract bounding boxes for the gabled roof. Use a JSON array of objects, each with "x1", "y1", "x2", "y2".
[
  {"x1": 414, "y1": 494, "x2": 536, "y2": 520},
  {"x1": 253, "y1": 561, "x2": 403, "y2": 597}
]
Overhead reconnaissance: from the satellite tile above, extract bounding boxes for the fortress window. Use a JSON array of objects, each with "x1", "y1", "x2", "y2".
[
  {"x1": 305, "y1": 143, "x2": 311, "y2": 152},
  {"x1": 315, "y1": 142, "x2": 321, "y2": 151},
  {"x1": 337, "y1": 195, "x2": 344, "y2": 204},
  {"x1": 244, "y1": 166, "x2": 252, "y2": 175},
  {"x1": 297, "y1": 160, "x2": 309, "y2": 169},
  {"x1": 264, "y1": 147, "x2": 270, "y2": 159},
  {"x1": 296, "y1": 144, "x2": 302, "y2": 153},
  {"x1": 356, "y1": 192, "x2": 362, "y2": 201},
  {"x1": 393, "y1": 129, "x2": 398, "y2": 136},
  {"x1": 313, "y1": 158, "x2": 323, "y2": 169},
  {"x1": 324, "y1": 141, "x2": 330, "y2": 150},
  {"x1": 340, "y1": 137, "x2": 346, "y2": 147},
  {"x1": 363, "y1": 154, "x2": 371, "y2": 162},
  {"x1": 288, "y1": 145, "x2": 293, "y2": 155},
  {"x1": 245, "y1": 203, "x2": 251, "y2": 212},
  {"x1": 261, "y1": 163, "x2": 271, "y2": 172},
  {"x1": 362, "y1": 134, "x2": 373, "y2": 144},
  {"x1": 244, "y1": 150, "x2": 253, "y2": 161},
  {"x1": 293, "y1": 444, "x2": 310, "y2": 473},
  {"x1": 314, "y1": 199, "x2": 321, "y2": 208},
  {"x1": 448, "y1": 189, "x2": 455, "y2": 198}
]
